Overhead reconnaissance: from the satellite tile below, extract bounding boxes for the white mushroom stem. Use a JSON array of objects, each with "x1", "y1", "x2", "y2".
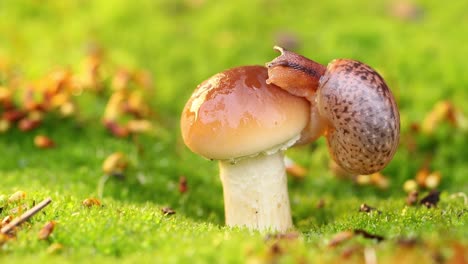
[{"x1": 219, "y1": 151, "x2": 293, "y2": 232}]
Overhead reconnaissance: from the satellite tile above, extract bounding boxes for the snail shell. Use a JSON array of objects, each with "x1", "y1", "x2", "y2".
[{"x1": 318, "y1": 59, "x2": 400, "y2": 175}]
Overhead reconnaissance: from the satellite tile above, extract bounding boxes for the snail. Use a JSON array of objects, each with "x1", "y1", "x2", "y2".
[{"x1": 266, "y1": 46, "x2": 400, "y2": 175}]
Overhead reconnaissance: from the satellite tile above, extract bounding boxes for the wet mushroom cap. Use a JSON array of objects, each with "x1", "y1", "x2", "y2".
[{"x1": 181, "y1": 65, "x2": 310, "y2": 160}]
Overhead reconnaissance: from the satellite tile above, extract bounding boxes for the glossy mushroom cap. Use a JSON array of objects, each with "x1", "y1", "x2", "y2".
[
  {"x1": 181, "y1": 65, "x2": 310, "y2": 160},
  {"x1": 318, "y1": 59, "x2": 400, "y2": 174}
]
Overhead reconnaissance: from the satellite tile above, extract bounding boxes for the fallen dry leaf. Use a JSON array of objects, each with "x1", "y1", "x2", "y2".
[
  {"x1": 161, "y1": 207, "x2": 176, "y2": 216},
  {"x1": 354, "y1": 229, "x2": 384, "y2": 242},
  {"x1": 284, "y1": 156, "x2": 308, "y2": 179},
  {"x1": 316, "y1": 199, "x2": 326, "y2": 209},
  {"x1": 421, "y1": 100, "x2": 459, "y2": 134},
  {"x1": 446, "y1": 242, "x2": 468, "y2": 264},
  {"x1": 82, "y1": 198, "x2": 101, "y2": 207},
  {"x1": 178, "y1": 176, "x2": 188, "y2": 194},
  {"x1": 1, "y1": 216, "x2": 13, "y2": 227},
  {"x1": 355, "y1": 174, "x2": 372, "y2": 185},
  {"x1": 359, "y1": 203, "x2": 380, "y2": 213},
  {"x1": 2, "y1": 109, "x2": 25, "y2": 122},
  {"x1": 102, "y1": 152, "x2": 128, "y2": 176},
  {"x1": 406, "y1": 190, "x2": 419, "y2": 206},
  {"x1": 340, "y1": 245, "x2": 363, "y2": 260},
  {"x1": 420, "y1": 190, "x2": 440, "y2": 208},
  {"x1": 8, "y1": 191, "x2": 26, "y2": 203},
  {"x1": 38, "y1": 221, "x2": 56, "y2": 240},
  {"x1": 104, "y1": 120, "x2": 130, "y2": 138},
  {"x1": 18, "y1": 118, "x2": 41, "y2": 132},
  {"x1": 34, "y1": 135, "x2": 55, "y2": 149},
  {"x1": 370, "y1": 172, "x2": 390, "y2": 189}
]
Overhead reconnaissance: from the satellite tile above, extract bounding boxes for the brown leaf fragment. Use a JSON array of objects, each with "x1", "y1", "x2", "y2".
[
  {"x1": 397, "y1": 237, "x2": 419, "y2": 248},
  {"x1": 340, "y1": 245, "x2": 362, "y2": 259},
  {"x1": 416, "y1": 167, "x2": 430, "y2": 187},
  {"x1": 353, "y1": 229, "x2": 384, "y2": 242},
  {"x1": 3, "y1": 109, "x2": 26, "y2": 122},
  {"x1": 38, "y1": 221, "x2": 56, "y2": 240},
  {"x1": 269, "y1": 242, "x2": 282, "y2": 256},
  {"x1": 178, "y1": 176, "x2": 188, "y2": 194},
  {"x1": 370, "y1": 172, "x2": 390, "y2": 189},
  {"x1": 446, "y1": 242, "x2": 468, "y2": 264},
  {"x1": 8, "y1": 191, "x2": 26, "y2": 203},
  {"x1": 82, "y1": 198, "x2": 101, "y2": 207},
  {"x1": 316, "y1": 199, "x2": 325, "y2": 209},
  {"x1": 34, "y1": 135, "x2": 55, "y2": 149},
  {"x1": 1, "y1": 216, "x2": 13, "y2": 227},
  {"x1": 18, "y1": 118, "x2": 41, "y2": 132},
  {"x1": 111, "y1": 68, "x2": 131, "y2": 91},
  {"x1": 104, "y1": 120, "x2": 129, "y2": 138},
  {"x1": 359, "y1": 203, "x2": 380, "y2": 213},
  {"x1": 420, "y1": 190, "x2": 440, "y2": 208},
  {"x1": 406, "y1": 190, "x2": 419, "y2": 206},
  {"x1": 161, "y1": 207, "x2": 175, "y2": 215},
  {"x1": 355, "y1": 174, "x2": 372, "y2": 185},
  {"x1": 284, "y1": 157, "x2": 308, "y2": 179},
  {"x1": 328, "y1": 231, "x2": 354, "y2": 247},
  {"x1": 102, "y1": 152, "x2": 128, "y2": 176}
]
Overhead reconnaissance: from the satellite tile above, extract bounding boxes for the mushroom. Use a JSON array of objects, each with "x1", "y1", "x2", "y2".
[
  {"x1": 266, "y1": 46, "x2": 400, "y2": 175},
  {"x1": 180, "y1": 65, "x2": 310, "y2": 231}
]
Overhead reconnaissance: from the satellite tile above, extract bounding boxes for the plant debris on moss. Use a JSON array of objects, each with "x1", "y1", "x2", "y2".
[{"x1": 0, "y1": 0, "x2": 467, "y2": 263}]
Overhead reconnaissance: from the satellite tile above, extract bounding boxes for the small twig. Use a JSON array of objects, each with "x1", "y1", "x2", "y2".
[{"x1": 1, "y1": 197, "x2": 52, "y2": 234}]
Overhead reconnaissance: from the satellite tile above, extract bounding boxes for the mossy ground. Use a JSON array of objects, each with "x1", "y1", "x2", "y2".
[{"x1": 0, "y1": 0, "x2": 467, "y2": 263}]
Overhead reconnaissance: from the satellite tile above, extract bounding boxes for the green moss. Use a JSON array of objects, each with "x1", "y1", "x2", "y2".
[{"x1": 0, "y1": 0, "x2": 467, "y2": 262}]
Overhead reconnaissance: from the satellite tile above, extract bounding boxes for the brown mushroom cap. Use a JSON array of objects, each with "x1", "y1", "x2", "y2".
[{"x1": 181, "y1": 65, "x2": 310, "y2": 160}]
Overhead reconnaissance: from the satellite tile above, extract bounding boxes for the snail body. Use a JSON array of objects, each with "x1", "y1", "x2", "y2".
[{"x1": 267, "y1": 47, "x2": 400, "y2": 175}]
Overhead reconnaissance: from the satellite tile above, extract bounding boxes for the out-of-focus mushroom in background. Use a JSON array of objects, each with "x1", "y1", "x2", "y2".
[{"x1": 181, "y1": 66, "x2": 310, "y2": 232}]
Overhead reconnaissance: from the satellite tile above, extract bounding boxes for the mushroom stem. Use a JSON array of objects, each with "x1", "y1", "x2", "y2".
[{"x1": 219, "y1": 151, "x2": 293, "y2": 232}]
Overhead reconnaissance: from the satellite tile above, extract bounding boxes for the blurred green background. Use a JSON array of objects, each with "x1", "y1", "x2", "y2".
[
  {"x1": 0, "y1": 0, "x2": 467, "y2": 262},
  {"x1": 1, "y1": 0, "x2": 467, "y2": 115}
]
